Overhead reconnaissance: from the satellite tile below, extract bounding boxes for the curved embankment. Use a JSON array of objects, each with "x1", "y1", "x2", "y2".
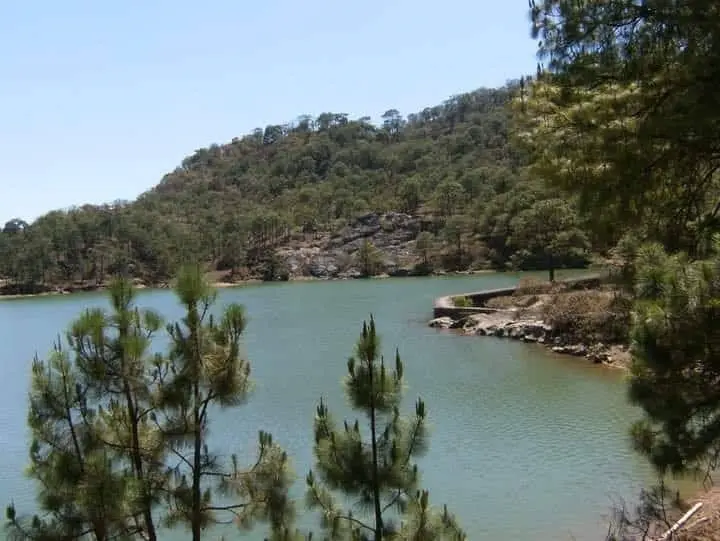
[
  {"x1": 429, "y1": 275, "x2": 632, "y2": 368},
  {"x1": 432, "y1": 275, "x2": 601, "y2": 318}
]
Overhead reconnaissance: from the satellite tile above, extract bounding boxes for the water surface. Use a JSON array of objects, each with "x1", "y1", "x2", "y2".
[{"x1": 0, "y1": 273, "x2": 656, "y2": 540}]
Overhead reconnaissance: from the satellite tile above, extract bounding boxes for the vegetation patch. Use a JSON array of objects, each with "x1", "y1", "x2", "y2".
[
  {"x1": 541, "y1": 288, "x2": 632, "y2": 346},
  {"x1": 451, "y1": 295, "x2": 473, "y2": 308},
  {"x1": 0, "y1": 85, "x2": 591, "y2": 292}
]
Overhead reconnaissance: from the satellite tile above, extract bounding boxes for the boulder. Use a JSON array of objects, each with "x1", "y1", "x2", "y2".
[{"x1": 428, "y1": 317, "x2": 454, "y2": 329}]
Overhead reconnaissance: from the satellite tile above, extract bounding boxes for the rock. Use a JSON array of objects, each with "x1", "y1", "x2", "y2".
[
  {"x1": 276, "y1": 212, "x2": 421, "y2": 279},
  {"x1": 427, "y1": 306, "x2": 627, "y2": 369},
  {"x1": 503, "y1": 320, "x2": 551, "y2": 341},
  {"x1": 550, "y1": 344, "x2": 588, "y2": 356},
  {"x1": 307, "y1": 256, "x2": 340, "y2": 278},
  {"x1": 449, "y1": 318, "x2": 470, "y2": 329},
  {"x1": 460, "y1": 313, "x2": 515, "y2": 335},
  {"x1": 387, "y1": 266, "x2": 413, "y2": 277},
  {"x1": 428, "y1": 317, "x2": 454, "y2": 329},
  {"x1": 586, "y1": 343, "x2": 611, "y2": 363},
  {"x1": 338, "y1": 268, "x2": 363, "y2": 279}
]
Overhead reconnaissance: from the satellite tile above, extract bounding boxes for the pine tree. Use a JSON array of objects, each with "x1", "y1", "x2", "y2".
[
  {"x1": 159, "y1": 264, "x2": 296, "y2": 541},
  {"x1": 628, "y1": 239, "x2": 720, "y2": 479},
  {"x1": 7, "y1": 277, "x2": 166, "y2": 541},
  {"x1": 305, "y1": 316, "x2": 465, "y2": 541},
  {"x1": 356, "y1": 240, "x2": 382, "y2": 278},
  {"x1": 7, "y1": 270, "x2": 298, "y2": 541},
  {"x1": 76, "y1": 278, "x2": 166, "y2": 541}
]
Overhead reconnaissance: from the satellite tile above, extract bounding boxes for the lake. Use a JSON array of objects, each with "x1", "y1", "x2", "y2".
[{"x1": 0, "y1": 273, "x2": 657, "y2": 540}]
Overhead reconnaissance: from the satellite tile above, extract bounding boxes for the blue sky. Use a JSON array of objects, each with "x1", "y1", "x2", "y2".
[{"x1": 0, "y1": 0, "x2": 538, "y2": 224}]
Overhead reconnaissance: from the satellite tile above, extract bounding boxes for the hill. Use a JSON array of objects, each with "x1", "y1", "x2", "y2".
[{"x1": 0, "y1": 80, "x2": 590, "y2": 295}]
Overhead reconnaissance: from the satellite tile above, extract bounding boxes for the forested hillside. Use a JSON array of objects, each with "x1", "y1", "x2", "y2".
[{"x1": 0, "y1": 80, "x2": 590, "y2": 294}]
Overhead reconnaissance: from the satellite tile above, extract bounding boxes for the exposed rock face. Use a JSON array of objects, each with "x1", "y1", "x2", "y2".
[
  {"x1": 429, "y1": 310, "x2": 629, "y2": 368},
  {"x1": 277, "y1": 212, "x2": 422, "y2": 279}
]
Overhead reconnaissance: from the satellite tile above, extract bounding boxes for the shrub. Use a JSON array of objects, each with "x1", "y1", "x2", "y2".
[
  {"x1": 542, "y1": 289, "x2": 631, "y2": 345},
  {"x1": 452, "y1": 295, "x2": 473, "y2": 308}
]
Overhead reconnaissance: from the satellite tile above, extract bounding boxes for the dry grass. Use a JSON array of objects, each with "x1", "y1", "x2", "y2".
[
  {"x1": 485, "y1": 294, "x2": 541, "y2": 310},
  {"x1": 676, "y1": 488, "x2": 720, "y2": 541},
  {"x1": 513, "y1": 277, "x2": 561, "y2": 296},
  {"x1": 542, "y1": 288, "x2": 632, "y2": 345}
]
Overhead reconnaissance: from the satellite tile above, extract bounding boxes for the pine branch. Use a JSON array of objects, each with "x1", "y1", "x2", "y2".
[
  {"x1": 307, "y1": 482, "x2": 374, "y2": 535},
  {"x1": 381, "y1": 489, "x2": 403, "y2": 514}
]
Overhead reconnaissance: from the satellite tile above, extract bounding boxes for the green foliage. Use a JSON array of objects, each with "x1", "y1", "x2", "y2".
[
  {"x1": 356, "y1": 240, "x2": 383, "y2": 278},
  {"x1": 5, "y1": 278, "x2": 167, "y2": 541},
  {"x1": 305, "y1": 316, "x2": 465, "y2": 541},
  {"x1": 508, "y1": 198, "x2": 589, "y2": 281},
  {"x1": 161, "y1": 265, "x2": 296, "y2": 540},
  {"x1": 413, "y1": 232, "x2": 435, "y2": 272},
  {"x1": 522, "y1": 1, "x2": 720, "y2": 530},
  {"x1": 628, "y1": 242, "x2": 720, "y2": 479},
  {"x1": 0, "y1": 84, "x2": 591, "y2": 289},
  {"x1": 7, "y1": 271, "x2": 296, "y2": 541},
  {"x1": 519, "y1": 0, "x2": 720, "y2": 254},
  {"x1": 440, "y1": 215, "x2": 474, "y2": 271},
  {"x1": 451, "y1": 296, "x2": 472, "y2": 308}
]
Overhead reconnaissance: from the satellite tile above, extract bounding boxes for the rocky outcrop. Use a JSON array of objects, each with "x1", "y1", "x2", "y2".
[
  {"x1": 277, "y1": 212, "x2": 422, "y2": 279},
  {"x1": 428, "y1": 310, "x2": 630, "y2": 369}
]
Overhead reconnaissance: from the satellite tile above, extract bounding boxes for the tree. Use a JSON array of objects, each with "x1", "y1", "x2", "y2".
[
  {"x1": 6, "y1": 278, "x2": 167, "y2": 541},
  {"x1": 6, "y1": 270, "x2": 297, "y2": 541},
  {"x1": 442, "y1": 216, "x2": 472, "y2": 271},
  {"x1": 397, "y1": 179, "x2": 421, "y2": 214},
  {"x1": 431, "y1": 181, "x2": 464, "y2": 219},
  {"x1": 0, "y1": 81, "x2": 543, "y2": 289},
  {"x1": 305, "y1": 316, "x2": 465, "y2": 541},
  {"x1": 159, "y1": 264, "x2": 296, "y2": 541},
  {"x1": 3, "y1": 218, "x2": 28, "y2": 234},
  {"x1": 627, "y1": 240, "x2": 720, "y2": 480},
  {"x1": 414, "y1": 232, "x2": 435, "y2": 272},
  {"x1": 518, "y1": 0, "x2": 720, "y2": 254},
  {"x1": 508, "y1": 198, "x2": 589, "y2": 281},
  {"x1": 72, "y1": 279, "x2": 167, "y2": 541},
  {"x1": 355, "y1": 240, "x2": 383, "y2": 278}
]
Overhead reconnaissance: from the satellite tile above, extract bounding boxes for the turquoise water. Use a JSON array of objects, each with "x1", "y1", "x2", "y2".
[{"x1": 0, "y1": 273, "x2": 655, "y2": 540}]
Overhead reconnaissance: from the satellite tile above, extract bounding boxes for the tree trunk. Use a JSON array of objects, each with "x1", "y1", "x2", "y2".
[
  {"x1": 125, "y1": 382, "x2": 158, "y2": 541},
  {"x1": 548, "y1": 253, "x2": 555, "y2": 282},
  {"x1": 192, "y1": 384, "x2": 202, "y2": 541},
  {"x1": 119, "y1": 315, "x2": 158, "y2": 541},
  {"x1": 189, "y1": 303, "x2": 203, "y2": 541},
  {"x1": 368, "y1": 359, "x2": 383, "y2": 541}
]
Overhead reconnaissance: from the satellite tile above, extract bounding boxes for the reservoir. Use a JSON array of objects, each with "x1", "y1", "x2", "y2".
[{"x1": 0, "y1": 273, "x2": 656, "y2": 540}]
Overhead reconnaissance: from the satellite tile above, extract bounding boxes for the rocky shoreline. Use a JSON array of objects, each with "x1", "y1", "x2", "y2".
[
  {"x1": 428, "y1": 305, "x2": 632, "y2": 370},
  {"x1": 0, "y1": 211, "x2": 496, "y2": 299}
]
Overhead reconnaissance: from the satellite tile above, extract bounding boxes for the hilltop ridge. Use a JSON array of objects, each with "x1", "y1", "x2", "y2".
[{"x1": 0, "y1": 80, "x2": 590, "y2": 294}]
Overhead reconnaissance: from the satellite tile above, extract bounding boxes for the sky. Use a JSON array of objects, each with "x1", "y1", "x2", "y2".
[{"x1": 0, "y1": 0, "x2": 538, "y2": 224}]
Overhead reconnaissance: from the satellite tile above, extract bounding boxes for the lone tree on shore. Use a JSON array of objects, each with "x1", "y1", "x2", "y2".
[{"x1": 305, "y1": 315, "x2": 465, "y2": 540}]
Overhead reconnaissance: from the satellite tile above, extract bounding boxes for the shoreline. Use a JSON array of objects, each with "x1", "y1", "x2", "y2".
[
  {"x1": 428, "y1": 276, "x2": 633, "y2": 371},
  {"x1": 0, "y1": 269, "x2": 497, "y2": 301},
  {"x1": 431, "y1": 283, "x2": 720, "y2": 539}
]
